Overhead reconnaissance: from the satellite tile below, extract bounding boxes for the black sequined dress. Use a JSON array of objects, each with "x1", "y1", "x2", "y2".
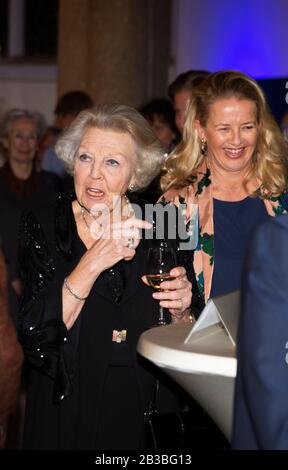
[{"x1": 19, "y1": 194, "x2": 184, "y2": 450}]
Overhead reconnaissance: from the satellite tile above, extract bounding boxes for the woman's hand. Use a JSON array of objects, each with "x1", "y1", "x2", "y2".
[
  {"x1": 63, "y1": 216, "x2": 151, "y2": 329},
  {"x1": 86, "y1": 217, "x2": 152, "y2": 274},
  {"x1": 142, "y1": 266, "x2": 192, "y2": 322},
  {"x1": 64, "y1": 217, "x2": 151, "y2": 310}
]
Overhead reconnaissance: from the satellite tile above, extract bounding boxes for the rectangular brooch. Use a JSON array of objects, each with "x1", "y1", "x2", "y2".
[{"x1": 112, "y1": 329, "x2": 127, "y2": 343}]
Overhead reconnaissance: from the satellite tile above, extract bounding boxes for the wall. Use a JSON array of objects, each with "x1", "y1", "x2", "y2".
[
  {"x1": 58, "y1": 0, "x2": 172, "y2": 108},
  {"x1": 0, "y1": 65, "x2": 57, "y2": 123},
  {"x1": 171, "y1": 0, "x2": 288, "y2": 80},
  {"x1": 0, "y1": 0, "x2": 172, "y2": 122}
]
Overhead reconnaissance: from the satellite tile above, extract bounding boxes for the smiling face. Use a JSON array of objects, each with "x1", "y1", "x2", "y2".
[
  {"x1": 196, "y1": 97, "x2": 258, "y2": 175},
  {"x1": 74, "y1": 127, "x2": 136, "y2": 212},
  {"x1": 6, "y1": 118, "x2": 38, "y2": 164}
]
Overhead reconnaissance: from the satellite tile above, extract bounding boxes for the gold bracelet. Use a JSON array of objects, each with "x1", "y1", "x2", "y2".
[
  {"x1": 63, "y1": 277, "x2": 88, "y2": 301},
  {"x1": 189, "y1": 313, "x2": 196, "y2": 324}
]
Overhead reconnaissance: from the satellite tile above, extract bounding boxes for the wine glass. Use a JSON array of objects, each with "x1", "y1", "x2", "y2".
[{"x1": 145, "y1": 241, "x2": 177, "y2": 326}]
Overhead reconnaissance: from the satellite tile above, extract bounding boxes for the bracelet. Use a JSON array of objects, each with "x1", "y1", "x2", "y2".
[
  {"x1": 63, "y1": 277, "x2": 88, "y2": 301},
  {"x1": 189, "y1": 313, "x2": 196, "y2": 324}
]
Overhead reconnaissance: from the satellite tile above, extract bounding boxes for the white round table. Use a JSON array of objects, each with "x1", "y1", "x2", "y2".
[{"x1": 137, "y1": 322, "x2": 237, "y2": 441}]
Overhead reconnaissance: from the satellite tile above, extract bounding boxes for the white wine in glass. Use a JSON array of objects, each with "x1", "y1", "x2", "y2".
[{"x1": 145, "y1": 242, "x2": 177, "y2": 325}]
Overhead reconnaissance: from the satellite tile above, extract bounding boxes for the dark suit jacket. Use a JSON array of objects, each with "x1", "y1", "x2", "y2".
[{"x1": 232, "y1": 214, "x2": 288, "y2": 449}]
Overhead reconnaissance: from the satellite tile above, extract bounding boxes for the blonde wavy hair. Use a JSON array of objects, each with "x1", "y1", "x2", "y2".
[{"x1": 161, "y1": 70, "x2": 288, "y2": 197}]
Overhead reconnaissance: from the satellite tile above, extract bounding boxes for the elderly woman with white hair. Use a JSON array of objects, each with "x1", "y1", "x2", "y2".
[
  {"x1": 18, "y1": 104, "x2": 193, "y2": 450},
  {"x1": 0, "y1": 109, "x2": 60, "y2": 322}
]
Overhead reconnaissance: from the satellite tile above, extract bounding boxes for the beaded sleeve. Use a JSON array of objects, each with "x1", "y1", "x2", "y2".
[{"x1": 18, "y1": 211, "x2": 72, "y2": 402}]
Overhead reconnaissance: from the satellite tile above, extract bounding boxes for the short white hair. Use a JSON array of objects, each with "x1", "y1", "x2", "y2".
[
  {"x1": 55, "y1": 104, "x2": 165, "y2": 191},
  {"x1": 0, "y1": 108, "x2": 46, "y2": 140}
]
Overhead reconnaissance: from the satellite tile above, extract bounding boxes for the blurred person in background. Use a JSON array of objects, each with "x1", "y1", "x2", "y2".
[
  {"x1": 36, "y1": 125, "x2": 61, "y2": 169},
  {"x1": 168, "y1": 70, "x2": 210, "y2": 135},
  {"x1": 41, "y1": 90, "x2": 94, "y2": 179},
  {"x1": 140, "y1": 98, "x2": 180, "y2": 153},
  {"x1": 0, "y1": 247, "x2": 23, "y2": 449},
  {"x1": 281, "y1": 110, "x2": 288, "y2": 144},
  {"x1": 138, "y1": 98, "x2": 180, "y2": 202},
  {"x1": 0, "y1": 108, "x2": 60, "y2": 323},
  {"x1": 233, "y1": 214, "x2": 288, "y2": 449},
  {"x1": 0, "y1": 141, "x2": 6, "y2": 167}
]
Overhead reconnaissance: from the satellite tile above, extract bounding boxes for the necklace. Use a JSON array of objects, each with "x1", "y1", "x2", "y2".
[
  {"x1": 78, "y1": 195, "x2": 134, "y2": 235},
  {"x1": 80, "y1": 205, "x2": 104, "y2": 240},
  {"x1": 81, "y1": 207, "x2": 91, "y2": 230},
  {"x1": 78, "y1": 199, "x2": 100, "y2": 228}
]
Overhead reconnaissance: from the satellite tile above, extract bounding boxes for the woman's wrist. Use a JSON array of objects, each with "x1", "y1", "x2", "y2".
[
  {"x1": 171, "y1": 309, "x2": 196, "y2": 324},
  {"x1": 62, "y1": 273, "x2": 93, "y2": 330},
  {"x1": 64, "y1": 262, "x2": 99, "y2": 300},
  {"x1": 63, "y1": 277, "x2": 88, "y2": 301}
]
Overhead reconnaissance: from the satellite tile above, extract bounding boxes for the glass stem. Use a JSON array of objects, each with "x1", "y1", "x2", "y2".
[{"x1": 158, "y1": 305, "x2": 166, "y2": 325}]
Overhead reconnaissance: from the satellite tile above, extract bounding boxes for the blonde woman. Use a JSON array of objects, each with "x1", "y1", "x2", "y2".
[{"x1": 161, "y1": 70, "x2": 288, "y2": 306}]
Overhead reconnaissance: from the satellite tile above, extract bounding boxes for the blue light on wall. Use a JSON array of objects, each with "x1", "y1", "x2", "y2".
[{"x1": 174, "y1": 0, "x2": 288, "y2": 79}]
